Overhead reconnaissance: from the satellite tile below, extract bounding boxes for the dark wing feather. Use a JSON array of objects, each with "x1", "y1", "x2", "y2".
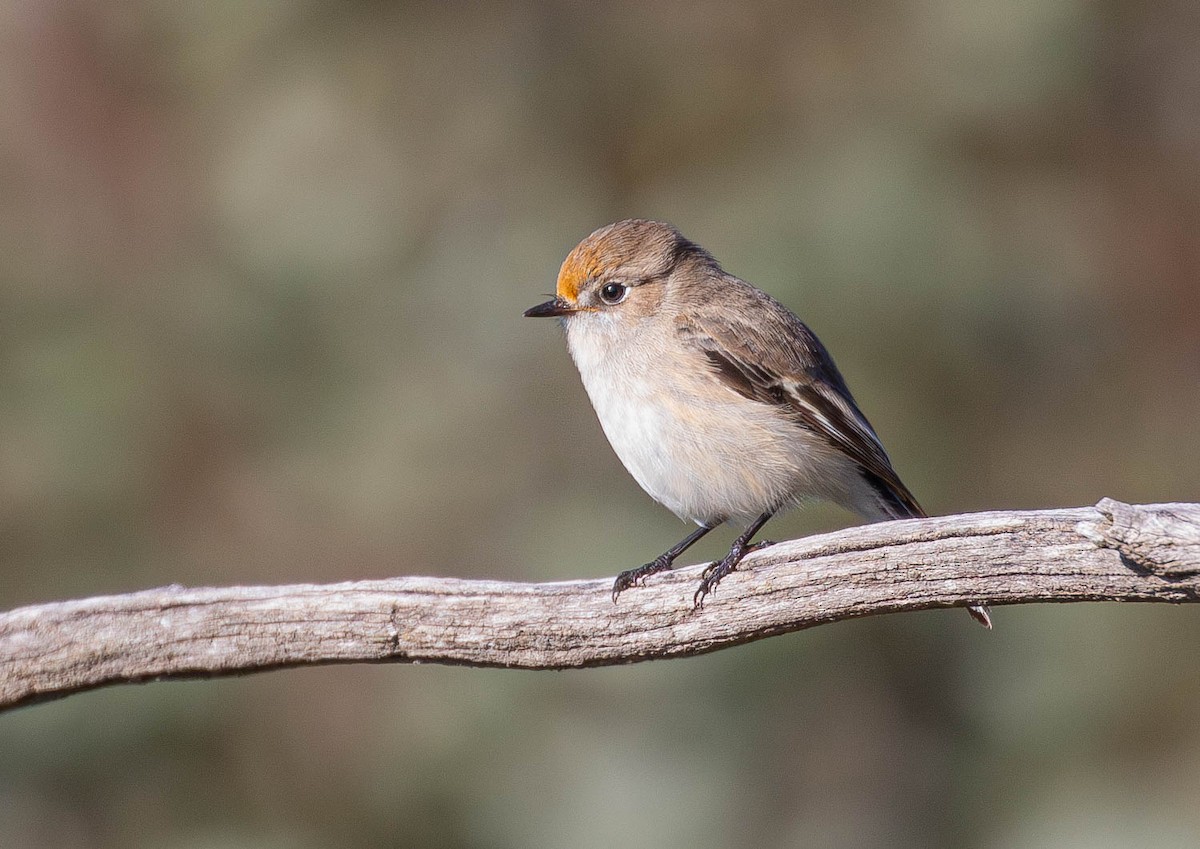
[{"x1": 678, "y1": 290, "x2": 925, "y2": 519}]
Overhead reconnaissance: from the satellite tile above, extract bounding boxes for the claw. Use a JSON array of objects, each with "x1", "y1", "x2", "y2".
[
  {"x1": 612, "y1": 553, "x2": 674, "y2": 602},
  {"x1": 692, "y1": 555, "x2": 737, "y2": 609},
  {"x1": 612, "y1": 524, "x2": 717, "y2": 603}
]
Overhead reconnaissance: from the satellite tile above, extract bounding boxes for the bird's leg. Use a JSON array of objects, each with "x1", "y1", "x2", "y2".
[
  {"x1": 694, "y1": 511, "x2": 775, "y2": 608},
  {"x1": 613, "y1": 524, "x2": 716, "y2": 602}
]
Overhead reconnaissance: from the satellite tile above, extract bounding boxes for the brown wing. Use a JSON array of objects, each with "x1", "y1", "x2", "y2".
[{"x1": 677, "y1": 285, "x2": 925, "y2": 519}]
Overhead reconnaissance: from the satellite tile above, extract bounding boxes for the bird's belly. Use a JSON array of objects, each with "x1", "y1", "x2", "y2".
[{"x1": 580, "y1": 368, "x2": 828, "y2": 524}]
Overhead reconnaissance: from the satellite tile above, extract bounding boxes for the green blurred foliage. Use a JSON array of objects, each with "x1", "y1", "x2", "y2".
[{"x1": 1, "y1": 2, "x2": 1199, "y2": 848}]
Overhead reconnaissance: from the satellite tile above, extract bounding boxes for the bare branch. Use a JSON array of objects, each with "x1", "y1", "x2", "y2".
[{"x1": 2, "y1": 500, "x2": 1198, "y2": 712}]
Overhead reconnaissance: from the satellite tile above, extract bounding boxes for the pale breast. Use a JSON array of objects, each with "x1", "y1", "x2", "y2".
[{"x1": 564, "y1": 316, "x2": 852, "y2": 524}]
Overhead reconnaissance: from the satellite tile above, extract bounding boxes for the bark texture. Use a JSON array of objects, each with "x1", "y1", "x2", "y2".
[{"x1": 2, "y1": 499, "x2": 1198, "y2": 712}]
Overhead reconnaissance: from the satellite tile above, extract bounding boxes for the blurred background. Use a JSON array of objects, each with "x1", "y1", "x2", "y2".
[{"x1": 2, "y1": 1, "x2": 1199, "y2": 847}]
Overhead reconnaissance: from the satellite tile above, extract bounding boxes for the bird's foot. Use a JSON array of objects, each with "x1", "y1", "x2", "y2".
[
  {"x1": 696, "y1": 537, "x2": 777, "y2": 604},
  {"x1": 693, "y1": 549, "x2": 746, "y2": 609},
  {"x1": 612, "y1": 553, "x2": 675, "y2": 602}
]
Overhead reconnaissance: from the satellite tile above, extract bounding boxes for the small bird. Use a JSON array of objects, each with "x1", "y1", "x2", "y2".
[{"x1": 526, "y1": 219, "x2": 991, "y2": 627}]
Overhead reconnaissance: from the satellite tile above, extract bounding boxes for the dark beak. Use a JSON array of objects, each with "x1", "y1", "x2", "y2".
[{"x1": 524, "y1": 297, "x2": 573, "y2": 318}]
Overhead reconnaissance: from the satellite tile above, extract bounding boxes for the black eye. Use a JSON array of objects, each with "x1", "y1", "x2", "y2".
[{"x1": 598, "y1": 282, "x2": 628, "y2": 305}]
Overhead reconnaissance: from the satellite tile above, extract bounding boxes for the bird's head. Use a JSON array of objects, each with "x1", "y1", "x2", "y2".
[{"x1": 524, "y1": 219, "x2": 711, "y2": 324}]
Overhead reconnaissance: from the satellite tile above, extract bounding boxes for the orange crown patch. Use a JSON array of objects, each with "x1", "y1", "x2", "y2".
[{"x1": 555, "y1": 242, "x2": 602, "y2": 304}]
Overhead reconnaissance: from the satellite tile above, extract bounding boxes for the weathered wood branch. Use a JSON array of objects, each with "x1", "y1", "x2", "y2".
[{"x1": 2, "y1": 499, "x2": 1198, "y2": 712}]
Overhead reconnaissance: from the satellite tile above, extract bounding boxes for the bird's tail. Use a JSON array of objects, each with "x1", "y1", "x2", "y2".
[{"x1": 864, "y1": 473, "x2": 993, "y2": 629}]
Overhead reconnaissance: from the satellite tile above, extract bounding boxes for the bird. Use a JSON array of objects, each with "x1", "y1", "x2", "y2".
[{"x1": 525, "y1": 218, "x2": 991, "y2": 627}]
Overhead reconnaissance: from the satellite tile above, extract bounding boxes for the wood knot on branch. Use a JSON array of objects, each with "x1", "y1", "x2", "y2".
[{"x1": 1078, "y1": 499, "x2": 1200, "y2": 581}]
